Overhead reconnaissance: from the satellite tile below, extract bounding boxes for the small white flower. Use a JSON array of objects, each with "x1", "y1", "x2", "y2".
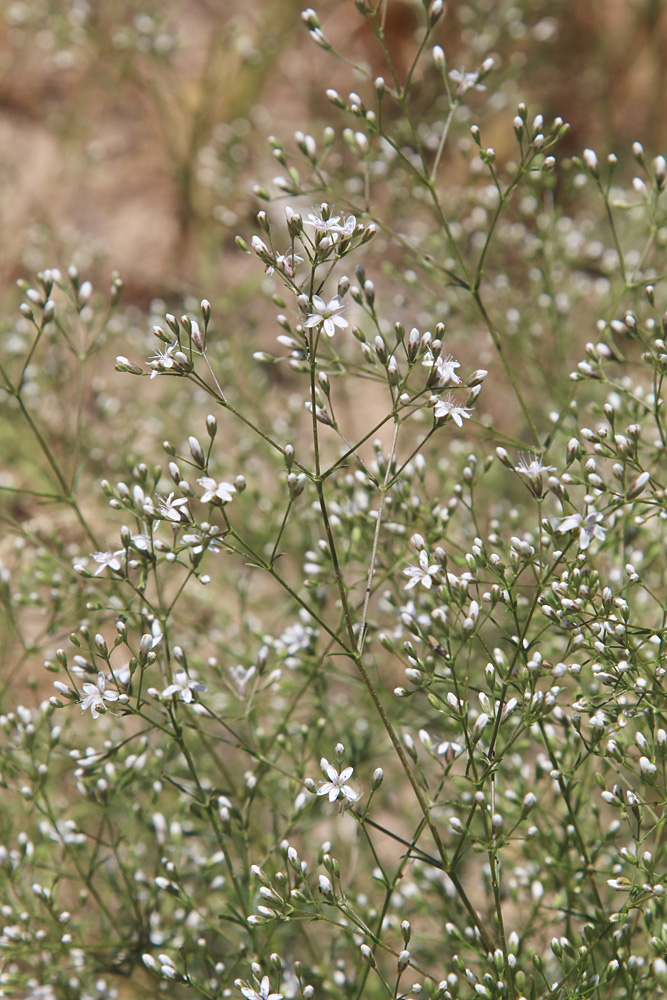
[
  {"x1": 516, "y1": 452, "x2": 557, "y2": 479},
  {"x1": 80, "y1": 673, "x2": 119, "y2": 719},
  {"x1": 403, "y1": 550, "x2": 440, "y2": 590},
  {"x1": 91, "y1": 549, "x2": 125, "y2": 576},
  {"x1": 422, "y1": 351, "x2": 462, "y2": 386},
  {"x1": 130, "y1": 533, "x2": 151, "y2": 551},
  {"x1": 316, "y1": 758, "x2": 358, "y2": 805},
  {"x1": 235, "y1": 976, "x2": 283, "y2": 1000},
  {"x1": 305, "y1": 209, "x2": 341, "y2": 233},
  {"x1": 229, "y1": 664, "x2": 256, "y2": 696},
  {"x1": 448, "y1": 67, "x2": 485, "y2": 95},
  {"x1": 182, "y1": 528, "x2": 223, "y2": 555},
  {"x1": 557, "y1": 509, "x2": 607, "y2": 550},
  {"x1": 148, "y1": 342, "x2": 179, "y2": 379},
  {"x1": 303, "y1": 294, "x2": 348, "y2": 338},
  {"x1": 433, "y1": 393, "x2": 474, "y2": 426},
  {"x1": 197, "y1": 477, "x2": 236, "y2": 504},
  {"x1": 161, "y1": 670, "x2": 207, "y2": 703},
  {"x1": 266, "y1": 249, "x2": 304, "y2": 277},
  {"x1": 305, "y1": 209, "x2": 356, "y2": 244},
  {"x1": 277, "y1": 621, "x2": 315, "y2": 655},
  {"x1": 155, "y1": 492, "x2": 191, "y2": 523},
  {"x1": 516, "y1": 451, "x2": 557, "y2": 496}
]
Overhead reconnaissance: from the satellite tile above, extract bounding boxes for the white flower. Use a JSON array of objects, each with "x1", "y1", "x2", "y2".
[
  {"x1": 316, "y1": 758, "x2": 358, "y2": 805},
  {"x1": 80, "y1": 673, "x2": 119, "y2": 719},
  {"x1": 197, "y1": 477, "x2": 236, "y2": 504},
  {"x1": 305, "y1": 210, "x2": 356, "y2": 243},
  {"x1": 516, "y1": 452, "x2": 557, "y2": 478},
  {"x1": 305, "y1": 209, "x2": 341, "y2": 232},
  {"x1": 148, "y1": 342, "x2": 178, "y2": 379},
  {"x1": 422, "y1": 351, "x2": 462, "y2": 386},
  {"x1": 557, "y1": 509, "x2": 607, "y2": 550},
  {"x1": 130, "y1": 533, "x2": 151, "y2": 551},
  {"x1": 161, "y1": 670, "x2": 207, "y2": 703},
  {"x1": 277, "y1": 622, "x2": 315, "y2": 655},
  {"x1": 303, "y1": 295, "x2": 348, "y2": 338},
  {"x1": 516, "y1": 452, "x2": 557, "y2": 496},
  {"x1": 155, "y1": 492, "x2": 191, "y2": 522},
  {"x1": 266, "y1": 249, "x2": 304, "y2": 277},
  {"x1": 448, "y1": 67, "x2": 485, "y2": 95},
  {"x1": 403, "y1": 550, "x2": 440, "y2": 590},
  {"x1": 235, "y1": 975, "x2": 283, "y2": 1000},
  {"x1": 433, "y1": 393, "x2": 474, "y2": 426},
  {"x1": 91, "y1": 549, "x2": 125, "y2": 576},
  {"x1": 229, "y1": 664, "x2": 256, "y2": 696},
  {"x1": 182, "y1": 528, "x2": 223, "y2": 555}
]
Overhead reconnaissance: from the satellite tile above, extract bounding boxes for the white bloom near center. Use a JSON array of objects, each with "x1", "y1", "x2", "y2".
[
  {"x1": 303, "y1": 295, "x2": 348, "y2": 338},
  {"x1": 317, "y1": 758, "x2": 358, "y2": 804},
  {"x1": 161, "y1": 670, "x2": 207, "y2": 703},
  {"x1": 403, "y1": 550, "x2": 440, "y2": 590},
  {"x1": 197, "y1": 477, "x2": 236, "y2": 504},
  {"x1": 80, "y1": 673, "x2": 119, "y2": 719}
]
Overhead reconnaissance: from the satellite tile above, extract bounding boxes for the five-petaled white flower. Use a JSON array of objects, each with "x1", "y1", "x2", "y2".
[
  {"x1": 305, "y1": 210, "x2": 356, "y2": 244},
  {"x1": 161, "y1": 670, "x2": 207, "y2": 703},
  {"x1": 433, "y1": 393, "x2": 474, "y2": 426},
  {"x1": 303, "y1": 295, "x2": 348, "y2": 338},
  {"x1": 197, "y1": 477, "x2": 236, "y2": 504},
  {"x1": 557, "y1": 509, "x2": 608, "y2": 550},
  {"x1": 235, "y1": 975, "x2": 283, "y2": 1000},
  {"x1": 516, "y1": 452, "x2": 557, "y2": 497},
  {"x1": 91, "y1": 549, "x2": 125, "y2": 576},
  {"x1": 317, "y1": 758, "x2": 359, "y2": 804},
  {"x1": 155, "y1": 492, "x2": 191, "y2": 522},
  {"x1": 422, "y1": 351, "x2": 462, "y2": 386},
  {"x1": 148, "y1": 342, "x2": 179, "y2": 379},
  {"x1": 403, "y1": 550, "x2": 440, "y2": 590},
  {"x1": 516, "y1": 452, "x2": 557, "y2": 479},
  {"x1": 80, "y1": 673, "x2": 119, "y2": 719}
]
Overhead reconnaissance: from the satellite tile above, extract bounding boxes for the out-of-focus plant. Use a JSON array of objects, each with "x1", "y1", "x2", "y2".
[{"x1": 2, "y1": 4, "x2": 667, "y2": 1000}]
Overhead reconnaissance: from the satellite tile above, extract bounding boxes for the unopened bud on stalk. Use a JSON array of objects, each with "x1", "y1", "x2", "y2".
[
  {"x1": 429, "y1": 0, "x2": 444, "y2": 26},
  {"x1": 190, "y1": 319, "x2": 205, "y2": 351},
  {"x1": 374, "y1": 335, "x2": 388, "y2": 364},
  {"x1": 188, "y1": 437, "x2": 206, "y2": 468},
  {"x1": 627, "y1": 470, "x2": 650, "y2": 499},
  {"x1": 360, "y1": 944, "x2": 376, "y2": 967},
  {"x1": 407, "y1": 327, "x2": 421, "y2": 362},
  {"x1": 432, "y1": 45, "x2": 446, "y2": 70},
  {"x1": 582, "y1": 148, "x2": 599, "y2": 177}
]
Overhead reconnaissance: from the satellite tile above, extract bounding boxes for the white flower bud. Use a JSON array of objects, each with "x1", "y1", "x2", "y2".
[{"x1": 582, "y1": 148, "x2": 599, "y2": 176}]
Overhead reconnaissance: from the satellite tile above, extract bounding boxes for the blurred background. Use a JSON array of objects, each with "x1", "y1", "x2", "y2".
[{"x1": 0, "y1": 0, "x2": 665, "y2": 304}]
